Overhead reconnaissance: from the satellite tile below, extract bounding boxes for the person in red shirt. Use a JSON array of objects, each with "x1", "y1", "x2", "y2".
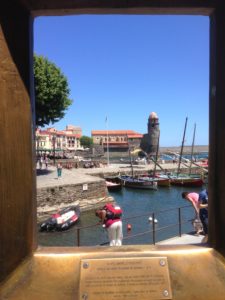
[{"x1": 95, "y1": 203, "x2": 123, "y2": 246}]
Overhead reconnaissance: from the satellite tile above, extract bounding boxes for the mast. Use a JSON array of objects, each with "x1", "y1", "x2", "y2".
[
  {"x1": 189, "y1": 123, "x2": 196, "y2": 176},
  {"x1": 177, "y1": 117, "x2": 188, "y2": 176},
  {"x1": 153, "y1": 131, "x2": 160, "y2": 177},
  {"x1": 127, "y1": 133, "x2": 134, "y2": 178},
  {"x1": 105, "y1": 116, "x2": 109, "y2": 166}
]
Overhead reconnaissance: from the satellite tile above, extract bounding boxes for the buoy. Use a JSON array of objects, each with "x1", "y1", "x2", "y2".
[
  {"x1": 148, "y1": 216, "x2": 158, "y2": 223},
  {"x1": 127, "y1": 223, "x2": 132, "y2": 231}
]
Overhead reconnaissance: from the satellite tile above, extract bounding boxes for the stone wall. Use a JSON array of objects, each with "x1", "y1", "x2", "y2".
[{"x1": 37, "y1": 180, "x2": 113, "y2": 219}]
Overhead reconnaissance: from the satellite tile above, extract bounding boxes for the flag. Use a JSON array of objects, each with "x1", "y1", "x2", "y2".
[{"x1": 105, "y1": 116, "x2": 108, "y2": 123}]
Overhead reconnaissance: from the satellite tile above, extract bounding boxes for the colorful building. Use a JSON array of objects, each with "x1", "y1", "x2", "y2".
[{"x1": 36, "y1": 125, "x2": 82, "y2": 155}]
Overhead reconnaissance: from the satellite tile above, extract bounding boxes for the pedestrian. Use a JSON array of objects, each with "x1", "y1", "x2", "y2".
[
  {"x1": 45, "y1": 156, "x2": 49, "y2": 169},
  {"x1": 198, "y1": 189, "x2": 208, "y2": 239},
  {"x1": 39, "y1": 156, "x2": 43, "y2": 169},
  {"x1": 181, "y1": 191, "x2": 203, "y2": 235},
  {"x1": 57, "y1": 163, "x2": 62, "y2": 179},
  {"x1": 95, "y1": 203, "x2": 123, "y2": 246}
]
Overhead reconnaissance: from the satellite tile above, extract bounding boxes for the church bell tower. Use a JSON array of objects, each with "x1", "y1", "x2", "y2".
[{"x1": 140, "y1": 112, "x2": 160, "y2": 154}]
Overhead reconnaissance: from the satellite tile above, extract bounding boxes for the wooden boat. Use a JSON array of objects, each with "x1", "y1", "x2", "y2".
[
  {"x1": 140, "y1": 174, "x2": 170, "y2": 187},
  {"x1": 104, "y1": 175, "x2": 121, "y2": 183},
  {"x1": 156, "y1": 173, "x2": 204, "y2": 187},
  {"x1": 166, "y1": 118, "x2": 204, "y2": 187},
  {"x1": 120, "y1": 134, "x2": 157, "y2": 190},
  {"x1": 169, "y1": 174, "x2": 204, "y2": 187},
  {"x1": 39, "y1": 205, "x2": 80, "y2": 231},
  {"x1": 152, "y1": 177, "x2": 170, "y2": 187},
  {"x1": 106, "y1": 180, "x2": 122, "y2": 191},
  {"x1": 119, "y1": 175, "x2": 158, "y2": 190}
]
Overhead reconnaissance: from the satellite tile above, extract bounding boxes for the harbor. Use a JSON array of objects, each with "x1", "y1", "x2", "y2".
[{"x1": 37, "y1": 158, "x2": 208, "y2": 247}]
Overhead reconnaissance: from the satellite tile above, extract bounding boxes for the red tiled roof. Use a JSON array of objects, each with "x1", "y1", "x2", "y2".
[
  {"x1": 66, "y1": 133, "x2": 81, "y2": 138},
  {"x1": 37, "y1": 130, "x2": 80, "y2": 138},
  {"x1": 55, "y1": 131, "x2": 66, "y2": 135},
  {"x1": 38, "y1": 130, "x2": 49, "y2": 135},
  {"x1": 127, "y1": 134, "x2": 143, "y2": 138},
  {"x1": 92, "y1": 130, "x2": 142, "y2": 136}
]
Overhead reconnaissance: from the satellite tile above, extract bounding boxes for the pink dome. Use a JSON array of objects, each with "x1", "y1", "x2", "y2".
[{"x1": 149, "y1": 112, "x2": 158, "y2": 119}]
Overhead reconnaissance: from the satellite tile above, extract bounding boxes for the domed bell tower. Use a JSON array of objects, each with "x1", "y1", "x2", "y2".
[{"x1": 140, "y1": 112, "x2": 160, "y2": 155}]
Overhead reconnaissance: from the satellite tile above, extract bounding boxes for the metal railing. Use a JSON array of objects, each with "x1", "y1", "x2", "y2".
[{"x1": 74, "y1": 205, "x2": 195, "y2": 246}]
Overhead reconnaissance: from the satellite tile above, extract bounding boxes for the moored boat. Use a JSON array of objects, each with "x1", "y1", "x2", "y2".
[
  {"x1": 156, "y1": 173, "x2": 204, "y2": 187},
  {"x1": 140, "y1": 174, "x2": 170, "y2": 187},
  {"x1": 106, "y1": 180, "x2": 122, "y2": 191},
  {"x1": 39, "y1": 205, "x2": 80, "y2": 232},
  {"x1": 154, "y1": 177, "x2": 170, "y2": 187},
  {"x1": 163, "y1": 119, "x2": 204, "y2": 187},
  {"x1": 119, "y1": 175, "x2": 158, "y2": 190},
  {"x1": 170, "y1": 176, "x2": 204, "y2": 187}
]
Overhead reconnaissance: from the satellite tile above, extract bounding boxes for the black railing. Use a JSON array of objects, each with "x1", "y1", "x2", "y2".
[{"x1": 74, "y1": 205, "x2": 194, "y2": 247}]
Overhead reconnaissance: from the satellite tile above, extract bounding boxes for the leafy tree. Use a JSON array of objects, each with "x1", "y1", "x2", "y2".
[
  {"x1": 34, "y1": 54, "x2": 72, "y2": 127},
  {"x1": 80, "y1": 136, "x2": 93, "y2": 148}
]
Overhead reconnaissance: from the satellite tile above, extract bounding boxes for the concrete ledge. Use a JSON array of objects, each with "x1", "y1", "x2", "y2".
[{"x1": 157, "y1": 233, "x2": 206, "y2": 245}]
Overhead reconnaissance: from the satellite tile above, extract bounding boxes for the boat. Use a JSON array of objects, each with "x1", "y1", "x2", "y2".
[
  {"x1": 164, "y1": 118, "x2": 204, "y2": 187},
  {"x1": 169, "y1": 174, "x2": 204, "y2": 187},
  {"x1": 155, "y1": 172, "x2": 204, "y2": 187},
  {"x1": 139, "y1": 173, "x2": 170, "y2": 187},
  {"x1": 150, "y1": 176, "x2": 170, "y2": 187},
  {"x1": 105, "y1": 180, "x2": 122, "y2": 191},
  {"x1": 119, "y1": 175, "x2": 158, "y2": 190},
  {"x1": 146, "y1": 133, "x2": 170, "y2": 187},
  {"x1": 136, "y1": 132, "x2": 170, "y2": 187},
  {"x1": 120, "y1": 136, "x2": 157, "y2": 190},
  {"x1": 39, "y1": 205, "x2": 80, "y2": 232}
]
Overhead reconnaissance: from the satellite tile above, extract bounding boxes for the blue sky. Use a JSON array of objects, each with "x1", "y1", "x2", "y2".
[{"x1": 34, "y1": 15, "x2": 209, "y2": 147}]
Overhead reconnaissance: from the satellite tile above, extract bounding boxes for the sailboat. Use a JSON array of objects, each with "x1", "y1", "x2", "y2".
[
  {"x1": 119, "y1": 134, "x2": 158, "y2": 190},
  {"x1": 167, "y1": 118, "x2": 204, "y2": 187},
  {"x1": 140, "y1": 132, "x2": 170, "y2": 187}
]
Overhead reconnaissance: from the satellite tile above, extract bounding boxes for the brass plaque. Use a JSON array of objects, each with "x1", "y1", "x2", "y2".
[{"x1": 79, "y1": 257, "x2": 172, "y2": 300}]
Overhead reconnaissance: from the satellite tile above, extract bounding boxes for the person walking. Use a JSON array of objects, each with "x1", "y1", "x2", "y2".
[
  {"x1": 39, "y1": 156, "x2": 43, "y2": 169},
  {"x1": 45, "y1": 156, "x2": 49, "y2": 169},
  {"x1": 95, "y1": 203, "x2": 123, "y2": 246},
  {"x1": 57, "y1": 163, "x2": 62, "y2": 179}
]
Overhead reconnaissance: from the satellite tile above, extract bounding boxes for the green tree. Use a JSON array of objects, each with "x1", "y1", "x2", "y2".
[
  {"x1": 80, "y1": 136, "x2": 93, "y2": 148},
  {"x1": 34, "y1": 54, "x2": 72, "y2": 127}
]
